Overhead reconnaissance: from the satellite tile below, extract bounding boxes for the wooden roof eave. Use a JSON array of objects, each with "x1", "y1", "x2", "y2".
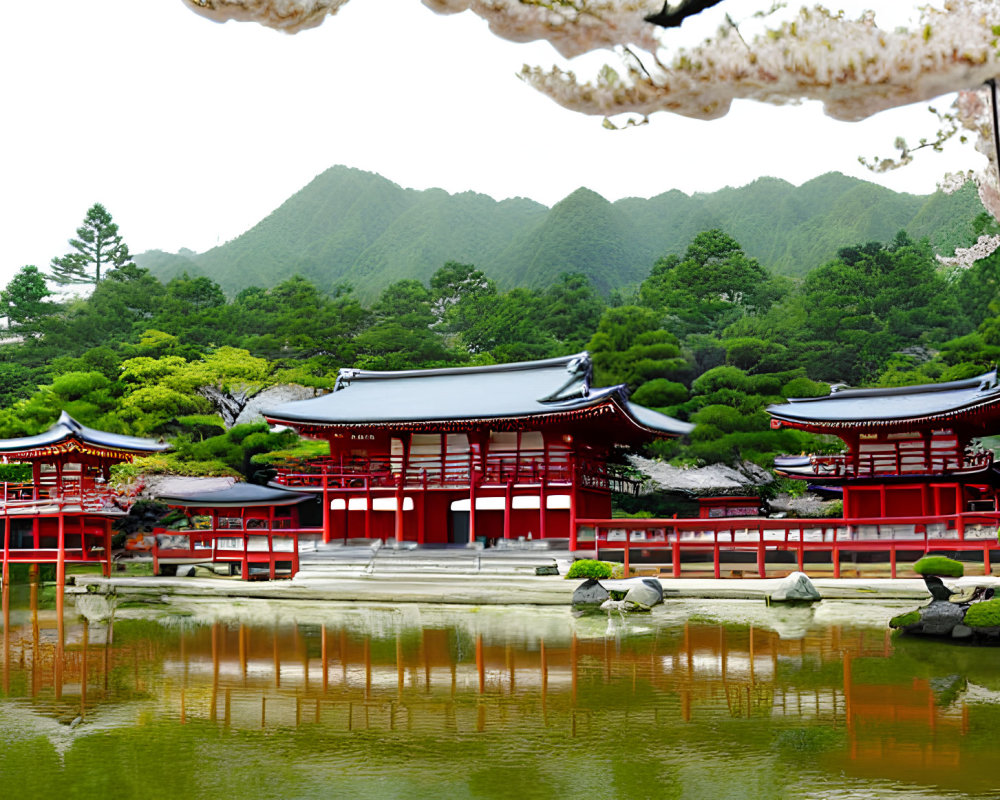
[
  {"x1": 266, "y1": 399, "x2": 689, "y2": 442},
  {"x1": 770, "y1": 396, "x2": 1000, "y2": 436}
]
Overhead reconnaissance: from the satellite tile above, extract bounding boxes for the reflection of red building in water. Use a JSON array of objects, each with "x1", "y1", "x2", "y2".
[
  {"x1": 0, "y1": 412, "x2": 169, "y2": 586},
  {"x1": 769, "y1": 372, "x2": 1000, "y2": 526},
  {"x1": 264, "y1": 353, "x2": 691, "y2": 547}
]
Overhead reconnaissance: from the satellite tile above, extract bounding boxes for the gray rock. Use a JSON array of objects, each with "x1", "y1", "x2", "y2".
[
  {"x1": 573, "y1": 578, "x2": 610, "y2": 606},
  {"x1": 920, "y1": 600, "x2": 966, "y2": 636},
  {"x1": 952, "y1": 624, "x2": 973, "y2": 639},
  {"x1": 176, "y1": 565, "x2": 198, "y2": 578},
  {"x1": 769, "y1": 571, "x2": 821, "y2": 603},
  {"x1": 623, "y1": 579, "x2": 664, "y2": 610}
]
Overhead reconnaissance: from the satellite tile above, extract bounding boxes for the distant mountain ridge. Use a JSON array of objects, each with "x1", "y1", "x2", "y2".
[{"x1": 137, "y1": 166, "x2": 985, "y2": 299}]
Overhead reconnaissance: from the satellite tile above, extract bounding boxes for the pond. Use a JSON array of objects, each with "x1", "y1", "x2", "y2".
[{"x1": 2, "y1": 583, "x2": 1000, "y2": 800}]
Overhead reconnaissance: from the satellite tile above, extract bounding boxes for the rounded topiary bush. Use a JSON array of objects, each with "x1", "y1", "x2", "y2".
[
  {"x1": 566, "y1": 559, "x2": 615, "y2": 580},
  {"x1": 963, "y1": 599, "x2": 1000, "y2": 628},
  {"x1": 913, "y1": 555, "x2": 964, "y2": 578}
]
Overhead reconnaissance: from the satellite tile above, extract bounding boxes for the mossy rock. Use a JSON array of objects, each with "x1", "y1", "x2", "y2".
[
  {"x1": 913, "y1": 555, "x2": 964, "y2": 578},
  {"x1": 889, "y1": 610, "x2": 921, "y2": 628},
  {"x1": 964, "y1": 598, "x2": 1000, "y2": 628}
]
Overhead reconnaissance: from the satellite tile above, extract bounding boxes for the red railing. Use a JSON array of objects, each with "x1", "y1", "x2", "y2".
[
  {"x1": 0, "y1": 479, "x2": 127, "y2": 513},
  {"x1": 270, "y1": 452, "x2": 635, "y2": 493},
  {"x1": 789, "y1": 450, "x2": 993, "y2": 479},
  {"x1": 151, "y1": 526, "x2": 312, "y2": 580},
  {"x1": 577, "y1": 510, "x2": 1000, "y2": 579}
]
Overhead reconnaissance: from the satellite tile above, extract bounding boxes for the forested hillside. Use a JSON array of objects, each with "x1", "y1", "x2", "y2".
[
  {"x1": 136, "y1": 166, "x2": 985, "y2": 299},
  {"x1": 8, "y1": 198, "x2": 1000, "y2": 487}
]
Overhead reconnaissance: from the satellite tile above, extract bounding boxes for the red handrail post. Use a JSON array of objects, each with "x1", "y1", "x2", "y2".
[
  {"x1": 833, "y1": 545, "x2": 841, "y2": 579},
  {"x1": 756, "y1": 537, "x2": 765, "y2": 578},
  {"x1": 623, "y1": 538, "x2": 630, "y2": 577},
  {"x1": 672, "y1": 535, "x2": 681, "y2": 579},
  {"x1": 984, "y1": 544, "x2": 991, "y2": 577},
  {"x1": 713, "y1": 530, "x2": 720, "y2": 580},
  {"x1": 890, "y1": 546, "x2": 897, "y2": 579}
]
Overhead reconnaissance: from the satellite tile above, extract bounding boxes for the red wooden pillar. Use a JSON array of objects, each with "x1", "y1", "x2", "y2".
[
  {"x1": 568, "y1": 456, "x2": 577, "y2": 550},
  {"x1": 468, "y1": 471, "x2": 478, "y2": 545},
  {"x1": 56, "y1": 511, "x2": 66, "y2": 623},
  {"x1": 395, "y1": 435, "x2": 410, "y2": 545},
  {"x1": 103, "y1": 518, "x2": 112, "y2": 577},
  {"x1": 2, "y1": 516, "x2": 9, "y2": 588},
  {"x1": 956, "y1": 484, "x2": 966, "y2": 539},
  {"x1": 538, "y1": 476, "x2": 547, "y2": 541},
  {"x1": 417, "y1": 471, "x2": 427, "y2": 545},
  {"x1": 364, "y1": 478, "x2": 373, "y2": 541},
  {"x1": 503, "y1": 479, "x2": 513, "y2": 541},
  {"x1": 322, "y1": 474, "x2": 331, "y2": 545}
]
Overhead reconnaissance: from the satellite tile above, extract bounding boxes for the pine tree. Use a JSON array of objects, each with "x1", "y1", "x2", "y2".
[{"x1": 49, "y1": 203, "x2": 134, "y2": 285}]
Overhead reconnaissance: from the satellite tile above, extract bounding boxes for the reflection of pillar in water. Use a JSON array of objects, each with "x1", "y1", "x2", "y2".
[
  {"x1": 210, "y1": 622, "x2": 219, "y2": 722},
  {"x1": 239, "y1": 624, "x2": 248, "y2": 685},
  {"x1": 684, "y1": 622, "x2": 692, "y2": 676},
  {"x1": 540, "y1": 639, "x2": 548, "y2": 713},
  {"x1": 30, "y1": 576, "x2": 39, "y2": 697},
  {"x1": 225, "y1": 687, "x2": 231, "y2": 728},
  {"x1": 422, "y1": 630, "x2": 430, "y2": 692},
  {"x1": 364, "y1": 638, "x2": 371, "y2": 699},
  {"x1": 1, "y1": 578, "x2": 8, "y2": 695},
  {"x1": 81, "y1": 617, "x2": 89, "y2": 718},
  {"x1": 506, "y1": 643, "x2": 515, "y2": 694},
  {"x1": 396, "y1": 633, "x2": 404, "y2": 698},
  {"x1": 273, "y1": 626, "x2": 281, "y2": 689},
  {"x1": 477, "y1": 702, "x2": 485, "y2": 733},
  {"x1": 843, "y1": 650, "x2": 855, "y2": 759},
  {"x1": 340, "y1": 629, "x2": 347, "y2": 684},
  {"x1": 321, "y1": 626, "x2": 328, "y2": 694},
  {"x1": 56, "y1": 584, "x2": 65, "y2": 700},
  {"x1": 570, "y1": 632, "x2": 578, "y2": 704},
  {"x1": 749, "y1": 626, "x2": 756, "y2": 684},
  {"x1": 476, "y1": 634, "x2": 484, "y2": 694}
]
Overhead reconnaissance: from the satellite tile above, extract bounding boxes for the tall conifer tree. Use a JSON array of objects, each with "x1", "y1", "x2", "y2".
[{"x1": 49, "y1": 203, "x2": 133, "y2": 285}]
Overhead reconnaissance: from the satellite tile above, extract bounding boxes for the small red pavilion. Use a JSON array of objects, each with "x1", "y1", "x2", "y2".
[
  {"x1": 264, "y1": 353, "x2": 692, "y2": 548},
  {"x1": 768, "y1": 371, "x2": 1000, "y2": 520},
  {"x1": 0, "y1": 412, "x2": 169, "y2": 587}
]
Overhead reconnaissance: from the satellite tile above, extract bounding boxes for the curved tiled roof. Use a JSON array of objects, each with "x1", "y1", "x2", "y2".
[
  {"x1": 0, "y1": 412, "x2": 170, "y2": 456},
  {"x1": 265, "y1": 352, "x2": 693, "y2": 438},
  {"x1": 157, "y1": 484, "x2": 312, "y2": 508},
  {"x1": 767, "y1": 371, "x2": 1000, "y2": 429}
]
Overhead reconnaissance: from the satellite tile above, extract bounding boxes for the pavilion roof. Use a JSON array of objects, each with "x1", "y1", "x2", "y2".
[
  {"x1": 156, "y1": 483, "x2": 312, "y2": 508},
  {"x1": 0, "y1": 412, "x2": 170, "y2": 459},
  {"x1": 767, "y1": 371, "x2": 1000, "y2": 431},
  {"x1": 264, "y1": 352, "x2": 693, "y2": 438}
]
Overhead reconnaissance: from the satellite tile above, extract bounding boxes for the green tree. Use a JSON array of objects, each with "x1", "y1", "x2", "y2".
[
  {"x1": 2, "y1": 265, "x2": 56, "y2": 334},
  {"x1": 49, "y1": 203, "x2": 134, "y2": 285}
]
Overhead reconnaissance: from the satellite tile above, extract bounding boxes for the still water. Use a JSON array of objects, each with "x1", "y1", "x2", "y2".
[{"x1": 2, "y1": 584, "x2": 1000, "y2": 800}]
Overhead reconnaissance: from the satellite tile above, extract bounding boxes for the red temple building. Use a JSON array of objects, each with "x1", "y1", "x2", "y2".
[
  {"x1": 264, "y1": 353, "x2": 692, "y2": 548},
  {"x1": 768, "y1": 371, "x2": 1000, "y2": 521},
  {"x1": 0, "y1": 412, "x2": 169, "y2": 587}
]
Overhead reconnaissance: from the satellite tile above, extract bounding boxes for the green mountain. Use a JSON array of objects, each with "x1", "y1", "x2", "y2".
[{"x1": 137, "y1": 165, "x2": 985, "y2": 298}]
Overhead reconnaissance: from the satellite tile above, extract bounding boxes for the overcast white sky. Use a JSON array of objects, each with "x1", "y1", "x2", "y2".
[{"x1": 0, "y1": 0, "x2": 984, "y2": 287}]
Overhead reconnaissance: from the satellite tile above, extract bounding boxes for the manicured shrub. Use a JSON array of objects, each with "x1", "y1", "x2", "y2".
[
  {"x1": 565, "y1": 559, "x2": 615, "y2": 580},
  {"x1": 913, "y1": 556, "x2": 964, "y2": 578},
  {"x1": 964, "y1": 599, "x2": 1000, "y2": 628},
  {"x1": 889, "y1": 610, "x2": 920, "y2": 628}
]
